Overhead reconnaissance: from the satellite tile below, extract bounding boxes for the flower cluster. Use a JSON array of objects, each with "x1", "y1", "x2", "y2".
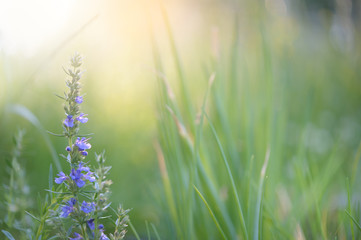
[
  {"x1": 46, "y1": 53, "x2": 129, "y2": 240},
  {"x1": 55, "y1": 161, "x2": 95, "y2": 188},
  {"x1": 0, "y1": 53, "x2": 129, "y2": 240}
]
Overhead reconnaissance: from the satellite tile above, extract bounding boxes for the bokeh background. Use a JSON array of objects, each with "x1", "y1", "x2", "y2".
[{"x1": 0, "y1": 0, "x2": 361, "y2": 238}]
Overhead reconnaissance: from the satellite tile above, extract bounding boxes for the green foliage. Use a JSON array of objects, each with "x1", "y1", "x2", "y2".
[
  {"x1": 154, "y1": 2, "x2": 361, "y2": 239},
  {"x1": 0, "y1": 1, "x2": 361, "y2": 239}
]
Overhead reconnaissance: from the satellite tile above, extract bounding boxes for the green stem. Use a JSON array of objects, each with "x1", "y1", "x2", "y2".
[{"x1": 81, "y1": 223, "x2": 89, "y2": 240}]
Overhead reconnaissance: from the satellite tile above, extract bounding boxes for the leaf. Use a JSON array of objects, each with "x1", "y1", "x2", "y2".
[
  {"x1": 193, "y1": 185, "x2": 228, "y2": 240},
  {"x1": 54, "y1": 93, "x2": 66, "y2": 100},
  {"x1": 128, "y1": 220, "x2": 141, "y2": 240},
  {"x1": 253, "y1": 149, "x2": 270, "y2": 240},
  {"x1": 6, "y1": 104, "x2": 62, "y2": 172},
  {"x1": 49, "y1": 164, "x2": 53, "y2": 191},
  {"x1": 146, "y1": 221, "x2": 151, "y2": 240},
  {"x1": 25, "y1": 211, "x2": 41, "y2": 222},
  {"x1": 151, "y1": 223, "x2": 161, "y2": 240},
  {"x1": 1, "y1": 230, "x2": 15, "y2": 240},
  {"x1": 345, "y1": 210, "x2": 361, "y2": 232},
  {"x1": 46, "y1": 131, "x2": 65, "y2": 137},
  {"x1": 102, "y1": 202, "x2": 112, "y2": 211},
  {"x1": 205, "y1": 112, "x2": 248, "y2": 240}
]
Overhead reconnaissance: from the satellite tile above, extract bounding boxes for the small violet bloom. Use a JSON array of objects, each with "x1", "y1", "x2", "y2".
[
  {"x1": 66, "y1": 146, "x2": 71, "y2": 152},
  {"x1": 70, "y1": 168, "x2": 86, "y2": 188},
  {"x1": 75, "y1": 96, "x2": 83, "y2": 104},
  {"x1": 84, "y1": 171, "x2": 96, "y2": 182},
  {"x1": 69, "y1": 162, "x2": 95, "y2": 188},
  {"x1": 63, "y1": 115, "x2": 74, "y2": 128},
  {"x1": 70, "y1": 232, "x2": 83, "y2": 240},
  {"x1": 87, "y1": 218, "x2": 95, "y2": 230},
  {"x1": 78, "y1": 162, "x2": 90, "y2": 172},
  {"x1": 100, "y1": 232, "x2": 110, "y2": 240},
  {"x1": 77, "y1": 113, "x2": 88, "y2": 123},
  {"x1": 55, "y1": 171, "x2": 68, "y2": 184},
  {"x1": 81, "y1": 151, "x2": 88, "y2": 156},
  {"x1": 60, "y1": 198, "x2": 76, "y2": 218},
  {"x1": 87, "y1": 219, "x2": 105, "y2": 231},
  {"x1": 75, "y1": 137, "x2": 91, "y2": 151},
  {"x1": 81, "y1": 201, "x2": 96, "y2": 213}
]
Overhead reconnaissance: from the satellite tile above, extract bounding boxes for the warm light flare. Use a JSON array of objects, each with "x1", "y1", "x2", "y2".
[{"x1": 0, "y1": 0, "x2": 73, "y2": 56}]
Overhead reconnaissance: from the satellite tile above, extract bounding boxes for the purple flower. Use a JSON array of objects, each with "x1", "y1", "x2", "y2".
[
  {"x1": 68, "y1": 162, "x2": 95, "y2": 188},
  {"x1": 84, "y1": 171, "x2": 96, "y2": 182},
  {"x1": 55, "y1": 171, "x2": 68, "y2": 184},
  {"x1": 87, "y1": 218, "x2": 95, "y2": 230},
  {"x1": 60, "y1": 198, "x2": 76, "y2": 218},
  {"x1": 76, "y1": 113, "x2": 88, "y2": 123},
  {"x1": 66, "y1": 146, "x2": 71, "y2": 152},
  {"x1": 63, "y1": 115, "x2": 74, "y2": 128},
  {"x1": 75, "y1": 137, "x2": 91, "y2": 151},
  {"x1": 81, "y1": 151, "x2": 88, "y2": 156},
  {"x1": 70, "y1": 232, "x2": 83, "y2": 240},
  {"x1": 100, "y1": 232, "x2": 109, "y2": 240},
  {"x1": 81, "y1": 201, "x2": 95, "y2": 213},
  {"x1": 70, "y1": 168, "x2": 85, "y2": 188},
  {"x1": 98, "y1": 224, "x2": 104, "y2": 230},
  {"x1": 75, "y1": 96, "x2": 83, "y2": 104},
  {"x1": 78, "y1": 162, "x2": 90, "y2": 172}
]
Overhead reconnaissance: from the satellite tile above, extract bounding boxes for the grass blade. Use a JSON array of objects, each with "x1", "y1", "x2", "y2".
[
  {"x1": 146, "y1": 221, "x2": 151, "y2": 240},
  {"x1": 151, "y1": 223, "x2": 161, "y2": 240},
  {"x1": 205, "y1": 112, "x2": 248, "y2": 240},
  {"x1": 345, "y1": 210, "x2": 361, "y2": 232},
  {"x1": 194, "y1": 185, "x2": 228, "y2": 240},
  {"x1": 1, "y1": 230, "x2": 15, "y2": 240},
  {"x1": 6, "y1": 104, "x2": 62, "y2": 171},
  {"x1": 253, "y1": 148, "x2": 270, "y2": 240},
  {"x1": 128, "y1": 220, "x2": 141, "y2": 240}
]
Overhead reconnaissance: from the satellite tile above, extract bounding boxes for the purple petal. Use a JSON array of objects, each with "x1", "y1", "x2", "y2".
[
  {"x1": 75, "y1": 178, "x2": 86, "y2": 188},
  {"x1": 87, "y1": 219, "x2": 95, "y2": 230},
  {"x1": 63, "y1": 117, "x2": 74, "y2": 128},
  {"x1": 100, "y1": 232, "x2": 109, "y2": 240},
  {"x1": 60, "y1": 198, "x2": 76, "y2": 218},
  {"x1": 78, "y1": 162, "x2": 89, "y2": 172},
  {"x1": 84, "y1": 171, "x2": 96, "y2": 182},
  {"x1": 55, "y1": 172, "x2": 68, "y2": 184},
  {"x1": 76, "y1": 113, "x2": 88, "y2": 123},
  {"x1": 75, "y1": 96, "x2": 83, "y2": 104},
  {"x1": 70, "y1": 232, "x2": 83, "y2": 240},
  {"x1": 75, "y1": 137, "x2": 91, "y2": 150},
  {"x1": 81, "y1": 201, "x2": 96, "y2": 213}
]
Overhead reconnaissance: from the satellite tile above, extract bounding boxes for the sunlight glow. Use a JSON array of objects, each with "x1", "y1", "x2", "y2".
[{"x1": 0, "y1": 0, "x2": 73, "y2": 56}]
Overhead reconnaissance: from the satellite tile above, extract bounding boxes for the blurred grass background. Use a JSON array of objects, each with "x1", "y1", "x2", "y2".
[{"x1": 1, "y1": 0, "x2": 361, "y2": 239}]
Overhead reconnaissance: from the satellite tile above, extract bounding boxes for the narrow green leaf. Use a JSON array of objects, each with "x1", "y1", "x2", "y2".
[
  {"x1": 49, "y1": 164, "x2": 53, "y2": 191},
  {"x1": 145, "y1": 221, "x2": 151, "y2": 240},
  {"x1": 44, "y1": 189, "x2": 70, "y2": 194},
  {"x1": 347, "y1": 178, "x2": 355, "y2": 239},
  {"x1": 345, "y1": 210, "x2": 361, "y2": 232},
  {"x1": 194, "y1": 185, "x2": 228, "y2": 240},
  {"x1": 25, "y1": 211, "x2": 41, "y2": 222},
  {"x1": 54, "y1": 93, "x2": 66, "y2": 100},
  {"x1": 46, "y1": 131, "x2": 65, "y2": 137},
  {"x1": 205, "y1": 112, "x2": 248, "y2": 240},
  {"x1": 6, "y1": 104, "x2": 62, "y2": 171},
  {"x1": 253, "y1": 149, "x2": 270, "y2": 240},
  {"x1": 1, "y1": 230, "x2": 15, "y2": 240},
  {"x1": 151, "y1": 223, "x2": 161, "y2": 240},
  {"x1": 128, "y1": 220, "x2": 140, "y2": 240}
]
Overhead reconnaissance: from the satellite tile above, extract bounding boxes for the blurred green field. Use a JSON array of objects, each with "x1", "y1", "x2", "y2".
[{"x1": 1, "y1": 0, "x2": 361, "y2": 239}]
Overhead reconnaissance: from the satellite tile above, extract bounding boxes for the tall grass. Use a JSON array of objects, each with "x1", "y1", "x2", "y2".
[{"x1": 154, "y1": 1, "x2": 361, "y2": 239}]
